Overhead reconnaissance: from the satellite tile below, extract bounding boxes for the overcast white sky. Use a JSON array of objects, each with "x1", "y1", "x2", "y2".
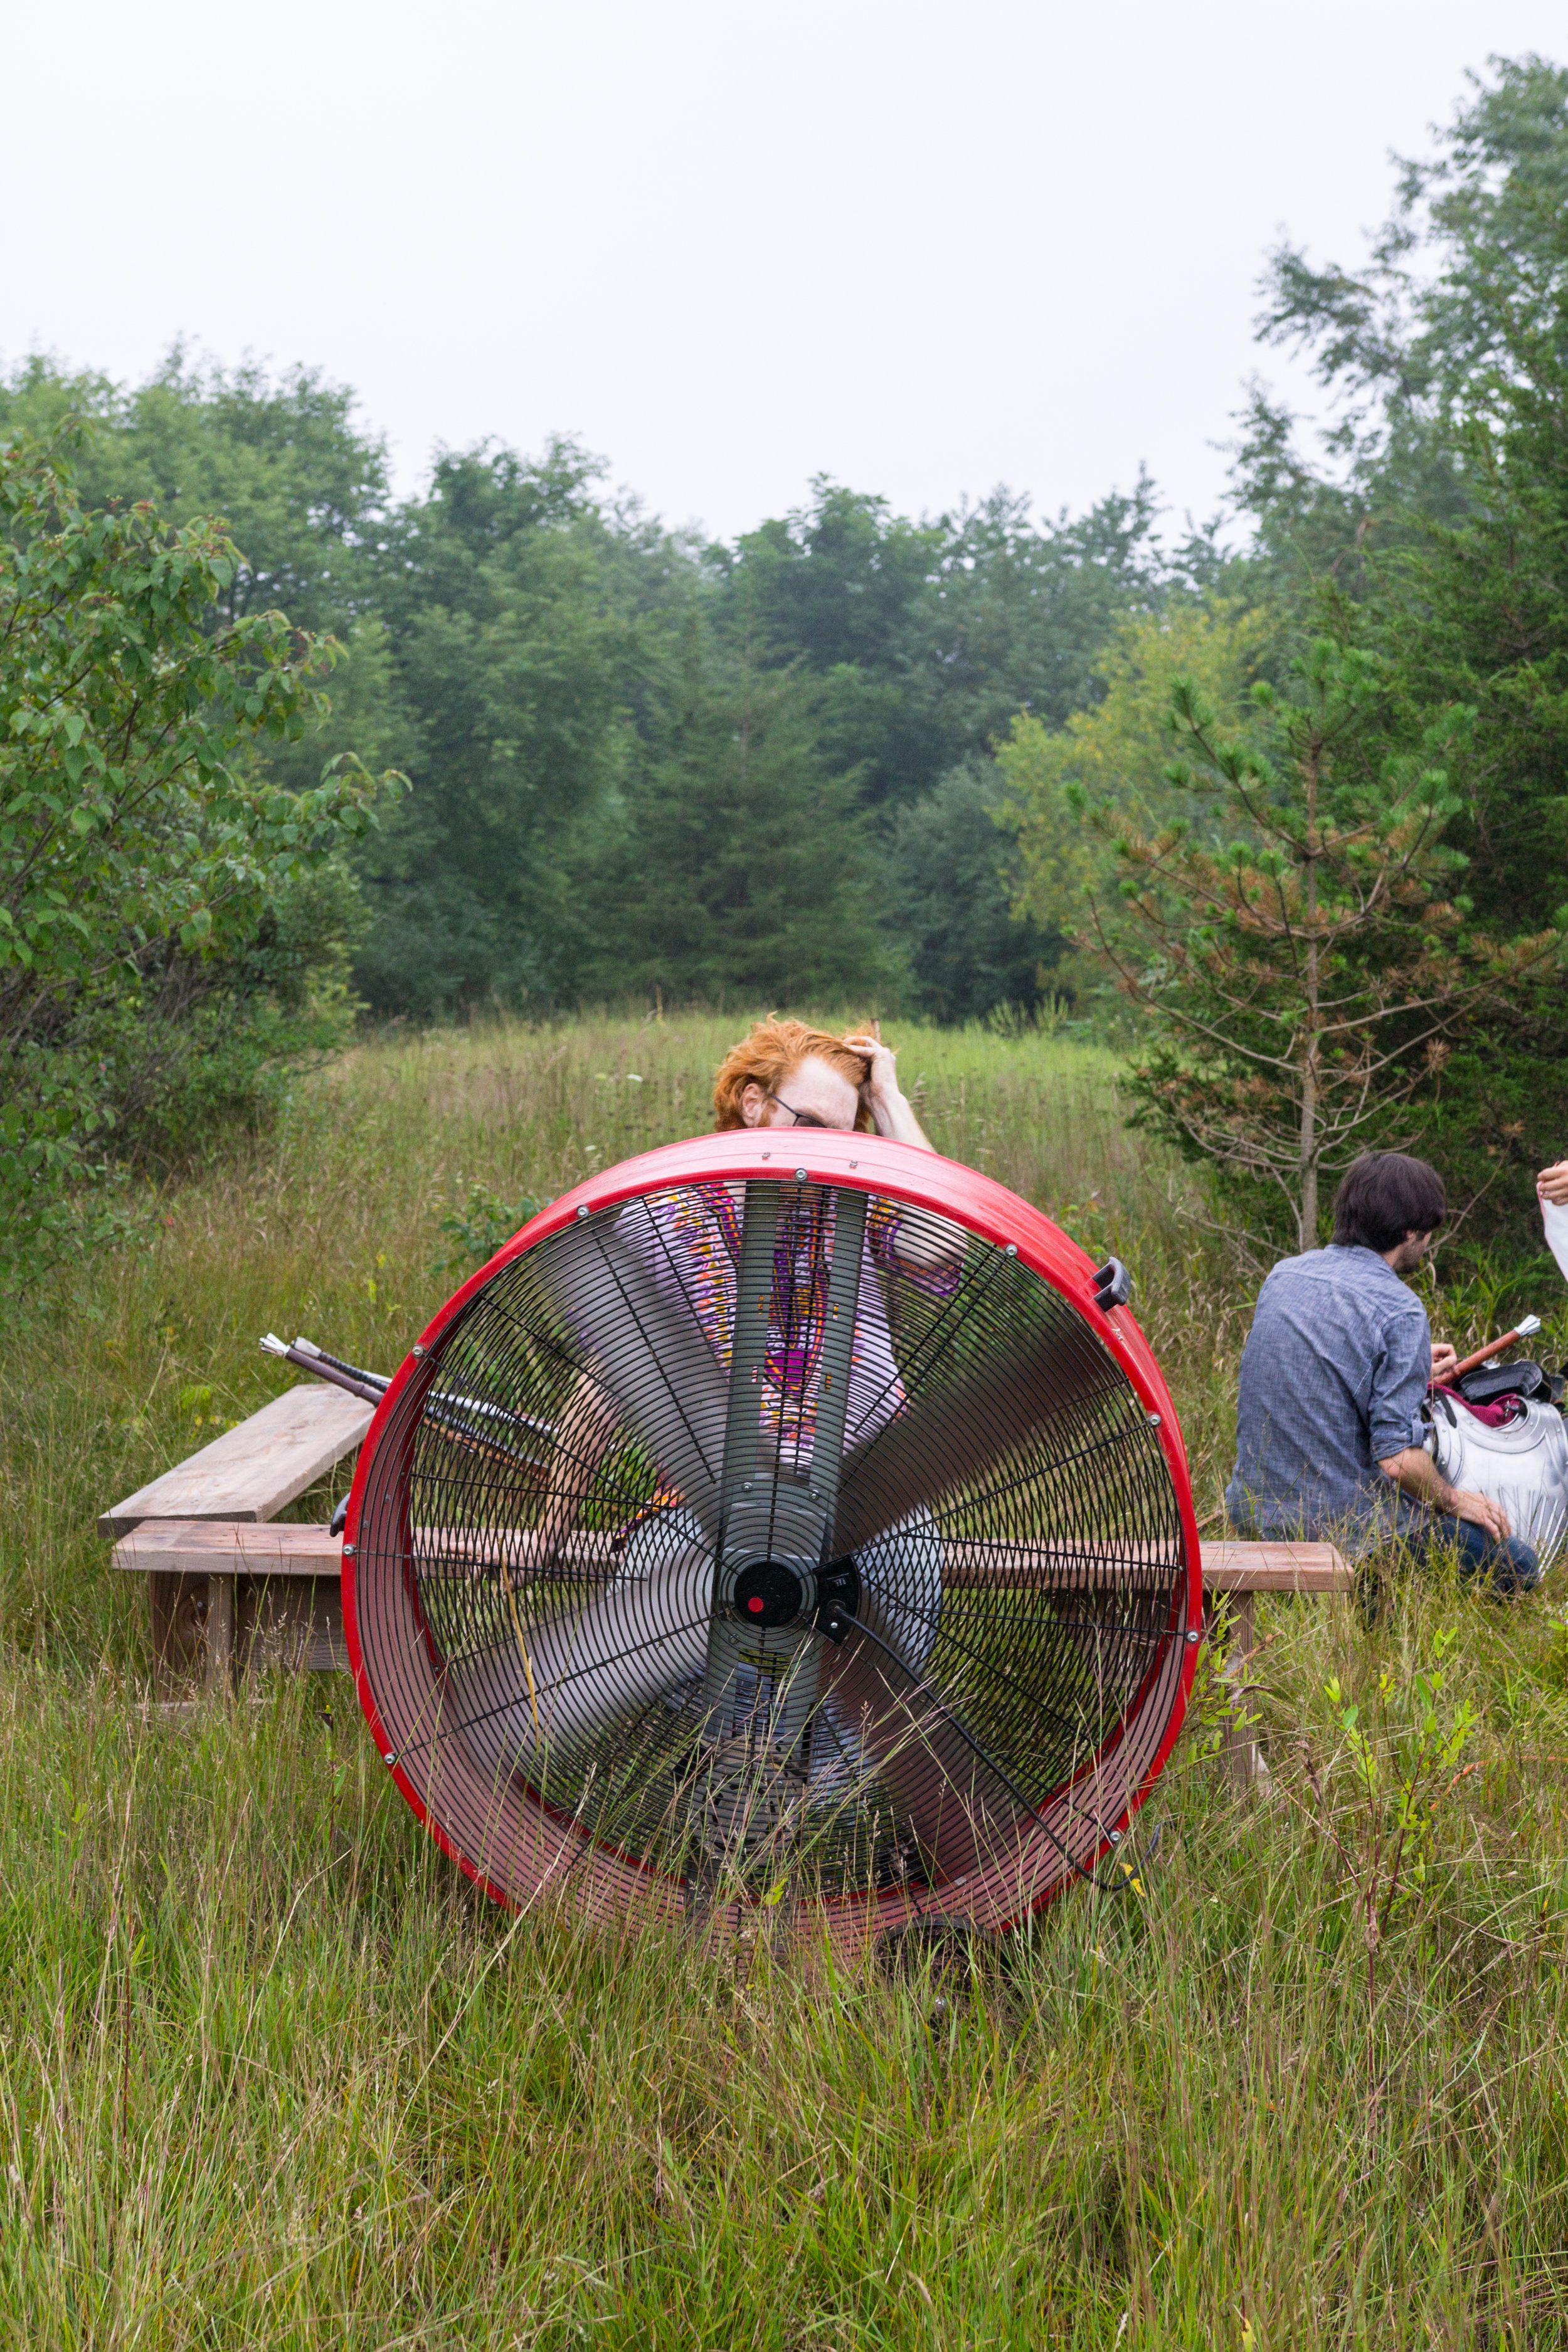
[{"x1": 4, "y1": 1, "x2": 1560, "y2": 543}]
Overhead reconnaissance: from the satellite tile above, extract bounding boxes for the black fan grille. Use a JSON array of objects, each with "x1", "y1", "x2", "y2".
[{"x1": 352, "y1": 1178, "x2": 1190, "y2": 1927}]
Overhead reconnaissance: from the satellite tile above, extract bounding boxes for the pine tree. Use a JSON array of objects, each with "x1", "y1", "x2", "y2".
[
  {"x1": 1079, "y1": 628, "x2": 1562, "y2": 1249},
  {"x1": 582, "y1": 615, "x2": 899, "y2": 1009}
]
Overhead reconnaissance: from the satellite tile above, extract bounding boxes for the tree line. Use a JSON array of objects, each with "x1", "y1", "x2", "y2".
[
  {"x1": 2, "y1": 52, "x2": 1564, "y2": 1280},
  {"x1": 0, "y1": 358, "x2": 1213, "y2": 1026}
]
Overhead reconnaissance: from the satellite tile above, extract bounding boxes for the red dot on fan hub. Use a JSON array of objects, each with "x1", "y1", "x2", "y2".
[{"x1": 747, "y1": 1596, "x2": 765, "y2": 1613}]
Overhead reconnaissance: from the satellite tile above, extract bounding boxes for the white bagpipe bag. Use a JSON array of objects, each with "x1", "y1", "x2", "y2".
[
  {"x1": 1428, "y1": 1389, "x2": 1568, "y2": 1569},
  {"x1": 1425, "y1": 1195, "x2": 1568, "y2": 1569}
]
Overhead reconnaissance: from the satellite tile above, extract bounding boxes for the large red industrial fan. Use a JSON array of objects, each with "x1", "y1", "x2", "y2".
[{"x1": 343, "y1": 1132, "x2": 1201, "y2": 1952}]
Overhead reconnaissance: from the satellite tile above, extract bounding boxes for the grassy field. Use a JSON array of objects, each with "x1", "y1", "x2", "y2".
[{"x1": 4, "y1": 1014, "x2": 1568, "y2": 2348}]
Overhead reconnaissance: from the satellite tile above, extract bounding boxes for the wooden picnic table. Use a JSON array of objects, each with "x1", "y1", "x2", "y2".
[
  {"x1": 105, "y1": 1390, "x2": 1350, "y2": 1779},
  {"x1": 103, "y1": 1385, "x2": 373, "y2": 1691}
]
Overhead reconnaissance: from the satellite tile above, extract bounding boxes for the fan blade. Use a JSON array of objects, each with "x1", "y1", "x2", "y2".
[
  {"x1": 818, "y1": 1617, "x2": 1029, "y2": 1883},
  {"x1": 529, "y1": 1207, "x2": 734, "y2": 1537},
  {"x1": 446, "y1": 1523, "x2": 713, "y2": 1783},
  {"x1": 832, "y1": 1283, "x2": 1121, "y2": 1554},
  {"x1": 700, "y1": 1182, "x2": 866, "y2": 1757},
  {"x1": 705, "y1": 1181, "x2": 867, "y2": 1535}
]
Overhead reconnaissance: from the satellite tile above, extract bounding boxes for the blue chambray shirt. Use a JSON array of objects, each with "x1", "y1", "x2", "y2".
[{"x1": 1225, "y1": 1244, "x2": 1432, "y2": 1547}]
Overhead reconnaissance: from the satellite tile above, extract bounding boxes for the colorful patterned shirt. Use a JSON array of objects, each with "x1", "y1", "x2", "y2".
[{"x1": 621, "y1": 1182, "x2": 956, "y2": 1472}]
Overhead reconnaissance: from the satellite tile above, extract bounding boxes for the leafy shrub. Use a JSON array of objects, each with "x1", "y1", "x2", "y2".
[
  {"x1": 0, "y1": 427, "x2": 401, "y2": 1285},
  {"x1": 435, "y1": 1184, "x2": 546, "y2": 1277},
  {"x1": 66, "y1": 861, "x2": 371, "y2": 1172}
]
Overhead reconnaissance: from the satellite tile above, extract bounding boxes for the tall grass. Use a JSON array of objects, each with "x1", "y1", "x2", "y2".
[{"x1": 3, "y1": 1013, "x2": 1568, "y2": 2347}]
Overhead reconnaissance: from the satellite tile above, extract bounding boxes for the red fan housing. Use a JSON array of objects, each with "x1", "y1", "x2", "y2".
[{"x1": 344, "y1": 1131, "x2": 1201, "y2": 1953}]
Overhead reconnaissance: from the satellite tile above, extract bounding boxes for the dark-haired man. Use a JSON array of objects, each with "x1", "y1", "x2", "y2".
[{"x1": 1226, "y1": 1151, "x2": 1541, "y2": 1591}]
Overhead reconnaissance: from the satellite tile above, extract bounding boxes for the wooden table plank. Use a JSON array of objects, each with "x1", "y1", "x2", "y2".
[
  {"x1": 98, "y1": 1385, "x2": 373, "y2": 1537},
  {"x1": 916, "y1": 1536, "x2": 1348, "y2": 1592},
  {"x1": 1199, "y1": 1541, "x2": 1350, "y2": 1592},
  {"x1": 113, "y1": 1520, "x2": 344, "y2": 1577},
  {"x1": 113, "y1": 1519, "x2": 1348, "y2": 1599}
]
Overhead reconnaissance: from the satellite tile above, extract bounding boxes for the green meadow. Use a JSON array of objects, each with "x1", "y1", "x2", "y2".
[{"x1": 4, "y1": 1016, "x2": 1568, "y2": 2349}]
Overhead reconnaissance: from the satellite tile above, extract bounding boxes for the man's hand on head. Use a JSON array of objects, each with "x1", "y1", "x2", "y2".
[
  {"x1": 840, "y1": 1032, "x2": 935, "y2": 1153},
  {"x1": 842, "y1": 1033, "x2": 904, "y2": 1125}
]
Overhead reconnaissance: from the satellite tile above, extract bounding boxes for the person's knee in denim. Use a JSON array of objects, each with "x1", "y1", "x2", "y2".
[
  {"x1": 1439, "y1": 1514, "x2": 1541, "y2": 1595},
  {"x1": 1466, "y1": 1528, "x2": 1541, "y2": 1595}
]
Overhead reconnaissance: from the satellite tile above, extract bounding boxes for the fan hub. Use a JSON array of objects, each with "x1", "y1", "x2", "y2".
[{"x1": 728, "y1": 1555, "x2": 813, "y2": 1629}]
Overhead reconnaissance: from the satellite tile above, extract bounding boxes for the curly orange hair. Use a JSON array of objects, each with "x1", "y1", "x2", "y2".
[{"x1": 711, "y1": 1019, "x2": 876, "y2": 1132}]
